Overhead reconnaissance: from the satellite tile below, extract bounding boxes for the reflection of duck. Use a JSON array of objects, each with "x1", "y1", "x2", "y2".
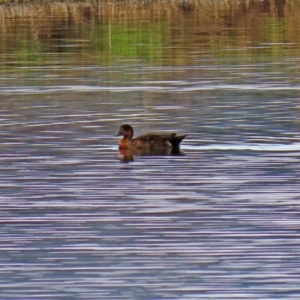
[
  {"x1": 117, "y1": 124, "x2": 187, "y2": 152},
  {"x1": 119, "y1": 147, "x2": 184, "y2": 162}
]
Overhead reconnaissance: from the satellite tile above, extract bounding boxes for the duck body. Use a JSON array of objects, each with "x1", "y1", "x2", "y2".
[{"x1": 117, "y1": 124, "x2": 187, "y2": 151}]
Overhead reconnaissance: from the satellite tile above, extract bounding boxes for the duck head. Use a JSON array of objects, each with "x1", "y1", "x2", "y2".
[{"x1": 117, "y1": 124, "x2": 134, "y2": 140}]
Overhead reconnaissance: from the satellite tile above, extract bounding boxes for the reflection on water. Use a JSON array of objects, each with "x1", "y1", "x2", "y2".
[
  {"x1": 118, "y1": 147, "x2": 185, "y2": 163},
  {"x1": 1, "y1": 1, "x2": 300, "y2": 299}
]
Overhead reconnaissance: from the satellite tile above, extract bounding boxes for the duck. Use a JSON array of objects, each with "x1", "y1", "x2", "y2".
[{"x1": 117, "y1": 124, "x2": 187, "y2": 151}]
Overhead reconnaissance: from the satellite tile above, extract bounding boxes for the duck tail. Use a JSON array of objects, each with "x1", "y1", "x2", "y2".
[{"x1": 170, "y1": 134, "x2": 187, "y2": 147}]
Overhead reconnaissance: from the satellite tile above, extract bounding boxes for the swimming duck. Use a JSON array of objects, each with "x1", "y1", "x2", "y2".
[{"x1": 117, "y1": 124, "x2": 187, "y2": 150}]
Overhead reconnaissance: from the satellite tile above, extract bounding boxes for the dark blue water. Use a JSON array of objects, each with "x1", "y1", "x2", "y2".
[{"x1": 1, "y1": 6, "x2": 300, "y2": 299}]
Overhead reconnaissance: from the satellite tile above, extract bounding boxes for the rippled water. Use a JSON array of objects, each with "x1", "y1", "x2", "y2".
[{"x1": 1, "y1": 5, "x2": 300, "y2": 299}]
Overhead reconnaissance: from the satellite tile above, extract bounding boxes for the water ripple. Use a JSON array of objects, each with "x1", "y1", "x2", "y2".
[
  {"x1": 1, "y1": 53, "x2": 300, "y2": 299},
  {"x1": 2, "y1": 83, "x2": 300, "y2": 95}
]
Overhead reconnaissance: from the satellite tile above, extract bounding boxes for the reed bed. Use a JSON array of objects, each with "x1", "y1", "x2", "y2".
[
  {"x1": 1, "y1": 0, "x2": 299, "y2": 38},
  {"x1": 0, "y1": 0, "x2": 292, "y2": 23}
]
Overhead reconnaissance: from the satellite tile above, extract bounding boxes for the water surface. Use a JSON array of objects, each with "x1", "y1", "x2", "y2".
[{"x1": 1, "y1": 1, "x2": 300, "y2": 299}]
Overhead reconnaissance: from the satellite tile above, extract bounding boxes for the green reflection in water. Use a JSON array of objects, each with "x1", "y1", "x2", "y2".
[
  {"x1": 89, "y1": 22, "x2": 168, "y2": 62},
  {"x1": 1, "y1": 21, "x2": 169, "y2": 67}
]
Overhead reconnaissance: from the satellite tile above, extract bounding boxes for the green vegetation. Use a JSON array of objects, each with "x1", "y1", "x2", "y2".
[{"x1": 1, "y1": 0, "x2": 300, "y2": 68}]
